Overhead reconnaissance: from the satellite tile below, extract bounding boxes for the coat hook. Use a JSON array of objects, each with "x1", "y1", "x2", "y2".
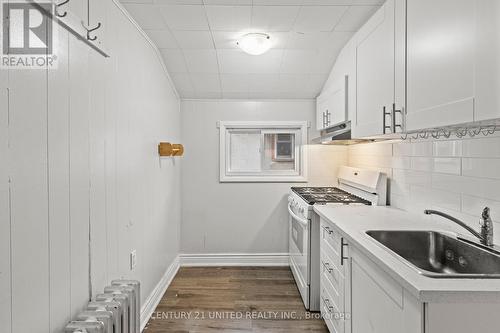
[
  {"x1": 82, "y1": 21, "x2": 102, "y2": 41},
  {"x1": 55, "y1": 0, "x2": 70, "y2": 18}
]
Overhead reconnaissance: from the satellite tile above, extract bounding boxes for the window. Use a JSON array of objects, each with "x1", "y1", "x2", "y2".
[{"x1": 219, "y1": 121, "x2": 308, "y2": 182}]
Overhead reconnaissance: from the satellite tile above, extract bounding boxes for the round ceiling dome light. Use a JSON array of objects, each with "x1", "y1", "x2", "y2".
[{"x1": 236, "y1": 33, "x2": 272, "y2": 55}]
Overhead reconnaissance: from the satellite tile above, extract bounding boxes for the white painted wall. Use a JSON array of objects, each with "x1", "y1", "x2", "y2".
[
  {"x1": 180, "y1": 100, "x2": 348, "y2": 255},
  {"x1": 0, "y1": 1, "x2": 181, "y2": 332},
  {"x1": 348, "y1": 137, "x2": 500, "y2": 244}
]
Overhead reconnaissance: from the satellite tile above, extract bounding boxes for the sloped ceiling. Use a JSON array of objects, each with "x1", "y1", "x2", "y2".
[{"x1": 121, "y1": 0, "x2": 383, "y2": 99}]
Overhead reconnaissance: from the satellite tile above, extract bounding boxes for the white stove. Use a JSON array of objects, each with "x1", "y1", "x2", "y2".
[{"x1": 288, "y1": 166, "x2": 387, "y2": 311}]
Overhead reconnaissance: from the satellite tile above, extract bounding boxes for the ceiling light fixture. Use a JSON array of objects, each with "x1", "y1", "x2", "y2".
[{"x1": 236, "y1": 33, "x2": 272, "y2": 56}]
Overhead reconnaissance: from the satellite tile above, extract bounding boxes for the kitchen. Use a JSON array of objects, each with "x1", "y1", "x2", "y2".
[{"x1": 1, "y1": 0, "x2": 500, "y2": 332}]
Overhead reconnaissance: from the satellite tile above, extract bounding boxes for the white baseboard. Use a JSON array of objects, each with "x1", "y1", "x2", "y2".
[
  {"x1": 140, "y1": 256, "x2": 180, "y2": 332},
  {"x1": 180, "y1": 253, "x2": 290, "y2": 267}
]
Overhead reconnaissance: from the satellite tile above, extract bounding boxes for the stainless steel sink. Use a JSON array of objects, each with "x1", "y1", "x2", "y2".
[{"x1": 366, "y1": 230, "x2": 500, "y2": 278}]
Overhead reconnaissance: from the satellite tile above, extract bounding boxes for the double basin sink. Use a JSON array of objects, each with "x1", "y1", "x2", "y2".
[{"x1": 366, "y1": 230, "x2": 500, "y2": 278}]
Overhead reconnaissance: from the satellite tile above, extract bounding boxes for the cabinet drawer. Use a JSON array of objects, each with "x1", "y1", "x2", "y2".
[
  {"x1": 321, "y1": 281, "x2": 345, "y2": 333},
  {"x1": 321, "y1": 249, "x2": 344, "y2": 310},
  {"x1": 320, "y1": 219, "x2": 348, "y2": 274}
]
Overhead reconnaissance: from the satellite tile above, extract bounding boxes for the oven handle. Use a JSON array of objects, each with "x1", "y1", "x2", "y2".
[{"x1": 288, "y1": 203, "x2": 309, "y2": 227}]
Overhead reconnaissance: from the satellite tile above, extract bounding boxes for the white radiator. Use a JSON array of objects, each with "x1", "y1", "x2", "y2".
[
  {"x1": 64, "y1": 280, "x2": 140, "y2": 333},
  {"x1": 95, "y1": 293, "x2": 130, "y2": 333},
  {"x1": 64, "y1": 321, "x2": 106, "y2": 333},
  {"x1": 111, "y1": 280, "x2": 141, "y2": 333},
  {"x1": 87, "y1": 301, "x2": 123, "y2": 333},
  {"x1": 77, "y1": 311, "x2": 114, "y2": 333}
]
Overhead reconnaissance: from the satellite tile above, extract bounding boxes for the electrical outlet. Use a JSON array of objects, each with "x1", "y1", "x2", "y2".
[{"x1": 130, "y1": 250, "x2": 137, "y2": 270}]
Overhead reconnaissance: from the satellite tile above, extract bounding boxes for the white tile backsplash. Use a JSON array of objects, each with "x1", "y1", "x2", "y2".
[
  {"x1": 462, "y1": 158, "x2": 500, "y2": 179},
  {"x1": 348, "y1": 138, "x2": 500, "y2": 239},
  {"x1": 433, "y1": 157, "x2": 461, "y2": 175}
]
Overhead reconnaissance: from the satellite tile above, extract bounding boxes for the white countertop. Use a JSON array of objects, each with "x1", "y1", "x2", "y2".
[{"x1": 313, "y1": 205, "x2": 500, "y2": 303}]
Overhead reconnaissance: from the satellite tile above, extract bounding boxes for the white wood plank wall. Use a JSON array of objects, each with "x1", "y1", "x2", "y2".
[{"x1": 0, "y1": 1, "x2": 181, "y2": 332}]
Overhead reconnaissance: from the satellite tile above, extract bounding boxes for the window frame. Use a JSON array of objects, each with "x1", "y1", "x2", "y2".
[{"x1": 219, "y1": 121, "x2": 308, "y2": 183}]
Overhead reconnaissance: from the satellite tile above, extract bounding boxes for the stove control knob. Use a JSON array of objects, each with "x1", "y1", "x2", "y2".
[{"x1": 299, "y1": 207, "x2": 305, "y2": 215}]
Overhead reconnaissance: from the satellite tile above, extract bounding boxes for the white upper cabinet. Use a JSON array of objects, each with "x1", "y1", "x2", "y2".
[
  {"x1": 316, "y1": 38, "x2": 356, "y2": 131},
  {"x1": 474, "y1": 0, "x2": 500, "y2": 122},
  {"x1": 316, "y1": 76, "x2": 348, "y2": 130},
  {"x1": 354, "y1": 0, "x2": 405, "y2": 138},
  {"x1": 406, "y1": 0, "x2": 475, "y2": 131}
]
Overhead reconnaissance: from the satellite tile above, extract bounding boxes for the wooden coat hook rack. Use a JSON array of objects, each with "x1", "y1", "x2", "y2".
[{"x1": 158, "y1": 142, "x2": 184, "y2": 157}]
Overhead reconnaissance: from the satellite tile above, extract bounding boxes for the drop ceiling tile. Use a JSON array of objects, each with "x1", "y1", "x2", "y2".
[
  {"x1": 154, "y1": 0, "x2": 203, "y2": 4},
  {"x1": 172, "y1": 30, "x2": 214, "y2": 49},
  {"x1": 217, "y1": 49, "x2": 252, "y2": 73},
  {"x1": 160, "y1": 5, "x2": 209, "y2": 30},
  {"x1": 251, "y1": 6, "x2": 300, "y2": 32},
  {"x1": 122, "y1": 0, "x2": 155, "y2": 3},
  {"x1": 205, "y1": 5, "x2": 252, "y2": 31},
  {"x1": 310, "y1": 49, "x2": 340, "y2": 73},
  {"x1": 183, "y1": 49, "x2": 219, "y2": 73},
  {"x1": 306, "y1": 74, "x2": 329, "y2": 93},
  {"x1": 322, "y1": 31, "x2": 354, "y2": 51},
  {"x1": 351, "y1": 0, "x2": 384, "y2": 4},
  {"x1": 286, "y1": 31, "x2": 332, "y2": 50},
  {"x1": 248, "y1": 50, "x2": 284, "y2": 74},
  {"x1": 277, "y1": 74, "x2": 305, "y2": 92},
  {"x1": 252, "y1": 0, "x2": 303, "y2": 5},
  {"x1": 190, "y1": 73, "x2": 222, "y2": 92},
  {"x1": 294, "y1": 6, "x2": 348, "y2": 32},
  {"x1": 203, "y1": 0, "x2": 252, "y2": 4},
  {"x1": 335, "y1": 5, "x2": 379, "y2": 32},
  {"x1": 220, "y1": 74, "x2": 250, "y2": 93},
  {"x1": 212, "y1": 31, "x2": 240, "y2": 49},
  {"x1": 170, "y1": 73, "x2": 194, "y2": 92},
  {"x1": 160, "y1": 49, "x2": 189, "y2": 73},
  {"x1": 280, "y1": 49, "x2": 317, "y2": 74},
  {"x1": 247, "y1": 74, "x2": 280, "y2": 93},
  {"x1": 124, "y1": 4, "x2": 167, "y2": 30},
  {"x1": 145, "y1": 29, "x2": 179, "y2": 49},
  {"x1": 302, "y1": 0, "x2": 352, "y2": 4},
  {"x1": 217, "y1": 49, "x2": 283, "y2": 74}
]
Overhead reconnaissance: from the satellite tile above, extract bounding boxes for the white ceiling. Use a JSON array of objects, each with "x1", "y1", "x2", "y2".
[{"x1": 121, "y1": 0, "x2": 383, "y2": 99}]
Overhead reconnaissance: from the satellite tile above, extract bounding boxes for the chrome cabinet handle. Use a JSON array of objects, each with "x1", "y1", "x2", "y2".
[
  {"x1": 322, "y1": 297, "x2": 334, "y2": 313},
  {"x1": 383, "y1": 106, "x2": 392, "y2": 134},
  {"x1": 323, "y1": 226, "x2": 333, "y2": 235},
  {"x1": 392, "y1": 103, "x2": 402, "y2": 133},
  {"x1": 341, "y1": 237, "x2": 349, "y2": 266},
  {"x1": 322, "y1": 260, "x2": 333, "y2": 273}
]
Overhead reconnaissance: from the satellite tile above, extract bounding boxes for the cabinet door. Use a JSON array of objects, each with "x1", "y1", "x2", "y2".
[
  {"x1": 355, "y1": 0, "x2": 395, "y2": 137},
  {"x1": 351, "y1": 254, "x2": 404, "y2": 333},
  {"x1": 475, "y1": 0, "x2": 500, "y2": 121},
  {"x1": 316, "y1": 96, "x2": 327, "y2": 130},
  {"x1": 406, "y1": 0, "x2": 475, "y2": 131}
]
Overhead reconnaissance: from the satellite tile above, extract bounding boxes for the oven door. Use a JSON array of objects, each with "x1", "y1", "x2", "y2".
[{"x1": 288, "y1": 202, "x2": 311, "y2": 309}]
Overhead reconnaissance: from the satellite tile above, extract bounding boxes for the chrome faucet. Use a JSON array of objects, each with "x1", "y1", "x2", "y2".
[{"x1": 424, "y1": 207, "x2": 494, "y2": 247}]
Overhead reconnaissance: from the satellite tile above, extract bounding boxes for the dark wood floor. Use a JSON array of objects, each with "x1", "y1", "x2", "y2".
[{"x1": 144, "y1": 267, "x2": 328, "y2": 332}]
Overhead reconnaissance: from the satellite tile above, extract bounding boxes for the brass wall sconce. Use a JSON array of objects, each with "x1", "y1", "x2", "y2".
[{"x1": 158, "y1": 142, "x2": 184, "y2": 157}]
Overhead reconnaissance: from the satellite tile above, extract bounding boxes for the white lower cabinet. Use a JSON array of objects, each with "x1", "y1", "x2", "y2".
[
  {"x1": 319, "y1": 216, "x2": 500, "y2": 333},
  {"x1": 320, "y1": 218, "x2": 351, "y2": 333},
  {"x1": 350, "y1": 247, "x2": 422, "y2": 333}
]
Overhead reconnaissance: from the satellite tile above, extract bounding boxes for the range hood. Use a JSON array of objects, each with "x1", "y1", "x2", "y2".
[{"x1": 312, "y1": 121, "x2": 373, "y2": 145}]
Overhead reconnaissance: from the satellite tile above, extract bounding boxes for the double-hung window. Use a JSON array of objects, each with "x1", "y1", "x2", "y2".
[{"x1": 219, "y1": 121, "x2": 308, "y2": 182}]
